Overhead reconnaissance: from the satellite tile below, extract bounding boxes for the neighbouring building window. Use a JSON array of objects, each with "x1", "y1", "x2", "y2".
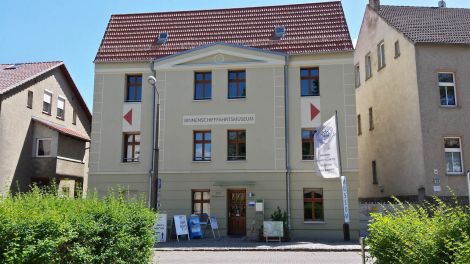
[
  {"x1": 378, "y1": 41, "x2": 386, "y2": 70},
  {"x1": 126, "y1": 75, "x2": 142, "y2": 102},
  {"x1": 365, "y1": 53, "x2": 372, "y2": 79},
  {"x1": 355, "y1": 64, "x2": 360, "y2": 88},
  {"x1": 36, "y1": 138, "x2": 52, "y2": 157},
  {"x1": 123, "y1": 133, "x2": 140, "y2": 162},
  {"x1": 42, "y1": 91, "x2": 52, "y2": 114},
  {"x1": 194, "y1": 131, "x2": 211, "y2": 161},
  {"x1": 57, "y1": 97, "x2": 65, "y2": 120},
  {"x1": 394, "y1": 40, "x2": 400, "y2": 58},
  {"x1": 72, "y1": 110, "x2": 77, "y2": 125},
  {"x1": 27, "y1": 91, "x2": 33, "y2": 109},
  {"x1": 228, "y1": 130, "x2": 246, "y2": 160},
  {"x1": 228, "y1": 70, "x2": 246, "y2": 99},
  {"x1": 302, "y1": 129, "x2": 315, "y2": 160},
  {"x1": 194, "y1": 72, "x2": 212, "y2": 100},
  {"x1": 300, "y1": 68, "x2": 320, "y2": 96},
  {"x1": 192, "y1": 190, "x2": 210, "y2": 219},
  {"x1": 303, "y1": 188, "x2": 324, "y2": 222},
  {"x1": 439, "y1": 73, "x2": 457, "y2": 106},
  {"x1": 372, "y1": 160, "x2": 378, "y2": 184},
  {"x1": 357, "y1": 115, "x2": 362, "y2": 136},
  {"x1": 445, "y1": 137, "x2": 463, "y2": 174},
  {"x1": 369, "y1": 107, "x2": 374, "y2": 131}
]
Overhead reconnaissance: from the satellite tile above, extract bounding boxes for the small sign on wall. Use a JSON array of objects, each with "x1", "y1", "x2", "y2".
[
  {"x1": 122, "y1": 103, "x2": 141, "y2": 132},
  {"x1": 301, "y1": 97, "x2": 321, "y2": 128}
]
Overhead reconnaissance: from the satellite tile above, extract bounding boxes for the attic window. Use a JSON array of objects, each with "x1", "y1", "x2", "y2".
[
  {"x1": 4, "y1": 63, "x2": 22, "y2": 70},
  {"x1": 157, "y1": 32, "x2": 169, "y2": 44},
  {"x1": 274, "y1": 26, "x2": 286, "y2": 38}
]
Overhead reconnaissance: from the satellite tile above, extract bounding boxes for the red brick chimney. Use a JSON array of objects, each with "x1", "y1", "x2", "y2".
[{"x1": 369, "y1": 0, "x2": 380, "y2": 11}]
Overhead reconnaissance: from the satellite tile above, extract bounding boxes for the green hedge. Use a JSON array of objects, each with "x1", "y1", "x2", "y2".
[
  {"x1": 367, "y1": 197, "x2": 470, "y2": 264},
  {"x1": 0, "y1": 187, "x2": 156, "y2": 264}
]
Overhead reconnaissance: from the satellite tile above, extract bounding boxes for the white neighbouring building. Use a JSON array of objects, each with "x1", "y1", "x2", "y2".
[{"x1": 90, "y1": 2, "x2": 359, "y2": 240}]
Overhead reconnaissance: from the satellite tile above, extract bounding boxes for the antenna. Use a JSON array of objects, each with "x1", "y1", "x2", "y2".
[
  {"x1": 156, "y1": 32, "x2": 169, "y2": 44},
  {"x1": 274, "y1": 26, "x2": 286, "y2": 39},
  {"x1": 438, "y1": 0, "x2": 446, "y2": 8}
]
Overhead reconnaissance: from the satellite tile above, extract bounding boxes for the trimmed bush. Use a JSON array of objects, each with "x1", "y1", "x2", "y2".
[
  {"x1": 366, "y1": 197, "x2": 470, "y2": 264},
  {"x1": 0, "y1": 187, "x2": 156, "y2": 264}
]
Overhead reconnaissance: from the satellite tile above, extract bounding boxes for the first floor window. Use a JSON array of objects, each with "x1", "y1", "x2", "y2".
[
  {"x1": 369, "y1": 107, "x2": 374, "y2": 131},
  {"x1": 302, "y1": 129, "x2": 315, "y2": 160},
  {"x1": 445, "y1": 137, "x2": 463, "y2": 174},
  {"x1": 194, "y1": 72, "x2": 212, "y2": 100},
  {"x1": 355, "y1": 64, "x2": 360, "y2": 88},
  {"x1": 36, "y1": 138, "x2": 52, "y2": 157},
  {"x1": 72, "y1": 110, "x2": 77, "y2": 125},
  {"x1": 192, "y1": 190, "x2": 210, "y2": 220},
  {"x1": 300, "y1": 68, "x2": 320, "y2": 96},
  {"x1": 439, "y1": 73, "x2": 456, "y2": 106},
  {"x1": 394, "y1": 40, "x2": 401, "y2": 58},
  {"x1": 303, "y1": 188, "x2": 324, "y2": 222},
  {"x1": 357, "y1": 115, "x2": 362, "y2": 135},
  {"x1": 123, "y1": 133, "x2": 140, "y2": 162},
  {"x1": 57, "y1": 97, "x2": 65, "y2": 120},
  {"x1": 377, "y1": 41, "x2": 386, "y2": 70},
  {"x1": 228, "y1": 70, "x2": 246, "y2": 99},
  {"x1": 227, "y1": 130, "x2": 246, "y2": 160},
  {"x1": 43, "y1": 91, "x2": 52, "y2": 114},
  {"x1": 365, "y1": 53, "x2": 372, "y2": 79},
  {"x1": 194, "y1": 131, "x2": 211, "y2": 161}
]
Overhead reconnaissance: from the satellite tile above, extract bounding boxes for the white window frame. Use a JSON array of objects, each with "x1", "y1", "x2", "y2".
[
  {"x1": 365, "y1": 53, "x2": 372, "y2": 80},
  {"x1": 444, "y1": 137, "x2": 464, "y2": 174},
  {"x1": 378, "y1": 41, "x2": 386, "y2": 70},
  {"x1": 438, "y1": 72, "x2": 457, "y2": 107},
  {"x1": 43, "y1": 91, "x2": 52, "y2": 114},
  {"x1": 36, "y1": 138, "x2": 53, "y2": 157},
  {"x1": 57, "y1": 96, "x2": 66, "y2": 120}
]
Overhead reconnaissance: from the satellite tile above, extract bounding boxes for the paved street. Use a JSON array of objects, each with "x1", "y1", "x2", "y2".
[{"x1": 154, "y1": 251, "x2": 363, "y2": 264}]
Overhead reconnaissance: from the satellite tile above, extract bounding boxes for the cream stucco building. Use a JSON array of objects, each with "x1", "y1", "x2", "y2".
[
  {"x1": 355, "y1": 0, "x2": 470, "y2": 201},
  {"x1": 0, "y1": 62, "x2": 91, "y2": 197},
  {"x1": 90, "y1": 2, "x2": 359, "y2": 239}
]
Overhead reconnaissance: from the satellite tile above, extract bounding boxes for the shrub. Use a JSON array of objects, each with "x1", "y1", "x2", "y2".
[
  {"x1": 0, "y1": 187, "x2": 156, "y2": 264},
  {"x1": 366, "y1": 197, "x2": 470, "y2": 264}
]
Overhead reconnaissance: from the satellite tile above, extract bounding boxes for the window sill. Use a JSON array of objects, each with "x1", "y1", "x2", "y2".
[
  {"x1": 378, "y1": 65, "x2": 386, "y2": 72},
  {"x1": 56, "y1": 117, "x2": 64, "y2": 121},
  {"x1": 301, "y1": 159, "x2": 314, "y2": 162},
  {"x1": 446, "y1": 172, "x2": 464, "y2": 176},
  {"x1": 227, "y1": 97, "x2": 246, "y2": 101},
  {"x1": 121, "y1": 161, "x2": 140, "y2": 164},
  {"x1": 304, "y1": 221, "x2": 326, "y2": 224},
  {"x1": 125, "y1": 101, "x2": 142, "y2": 103},
  {"x1": 365, "y1": 76, "x2": 372, "y2": 81},
  {"x1": 226, "y1": 159, "x2": 247, "y2": 162},
  {"x1": 34, "y1": 156, "x2": 53, "y2": 158},
  {"x1": 193, "y1": 99, "x2": 212, "y2": 102},
  {"x1": 192, "y1": 160, "x2": 212, "y2": 163},
  {"x1": 439, "y1": 105, "x2": 458, "y2": 109},
  {"x1": 27, "y1": 105, "x2": 32, "y2": 109},
  {"x1": 300, "y1": 95, "x2": 320, "y2": 97},
  {"x1": 42, "y1": 111, "x2": 51, "y2": 116},
  {"x1": 394, "y1": 55, "x2": 400, "y2": 59}
]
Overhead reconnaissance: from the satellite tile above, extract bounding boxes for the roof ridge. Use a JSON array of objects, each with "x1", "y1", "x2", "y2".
[
  {"x1": 110, "y1": 1, "x2": 341, "y2": 17},
  {"x1": 381, "y1": 4, "x2": 470, "y2": 10},
  {"x1": 1, "y1": 61, "x2": 63, "y2": 66}
]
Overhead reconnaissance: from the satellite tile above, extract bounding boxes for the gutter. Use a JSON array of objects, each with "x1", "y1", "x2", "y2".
[{"x1": 283, "y1": 55, "x2": 292, "y2": 230}]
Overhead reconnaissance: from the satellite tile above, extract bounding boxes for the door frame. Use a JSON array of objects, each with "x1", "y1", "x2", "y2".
[{"x1": 227, "y1": 189, "x2": 247, "y2": 236}]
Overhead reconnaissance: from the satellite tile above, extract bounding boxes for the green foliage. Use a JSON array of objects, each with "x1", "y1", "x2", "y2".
[
  {"x1": 0, "y1": 187, "x2": 156, "y2": 264},
  {"x1": 366, "y1": 197, "x2": 470, "y2": 264},
  {"x1": 270, "y1": 206, "x2": 288, "y2": 228}
]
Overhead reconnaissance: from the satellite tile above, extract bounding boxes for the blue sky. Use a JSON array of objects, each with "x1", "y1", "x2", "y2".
[{"x1": 1, "y1": 0, "x2": 469, "y2": 110}]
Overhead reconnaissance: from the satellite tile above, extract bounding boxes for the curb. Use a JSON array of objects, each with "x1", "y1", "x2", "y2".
[{"x1": 154, "y1": 247, "x2": 362, "y2": 252}]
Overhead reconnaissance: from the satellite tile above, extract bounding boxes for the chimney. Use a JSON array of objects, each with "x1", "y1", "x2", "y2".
[
  {"x1": 369, "y1": 0, "x2": 380, "y2": 11},
  {"x1": 438, "y1": 0, "x2": 446, "y2": 8}
]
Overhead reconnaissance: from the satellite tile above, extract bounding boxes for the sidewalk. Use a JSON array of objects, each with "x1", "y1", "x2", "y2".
[{"x1": 154, "y1": 237, "x2": 362, "y2": 252}]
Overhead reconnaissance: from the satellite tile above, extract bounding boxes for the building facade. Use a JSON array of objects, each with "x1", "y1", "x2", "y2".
[
  {"x1": 0, "y1": 62, "x2": 91, "y2": 197},
  {"x1": 355, "y1": 0, "x2": 470, "y2": 201},
  {"x1": 90, "y1": 2, "x2": 359, "y2": 239}
]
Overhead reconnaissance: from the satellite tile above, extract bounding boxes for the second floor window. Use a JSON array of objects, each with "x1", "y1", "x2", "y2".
[
  {"x1": 445, "y1": 137, "x2": 463, "y2": 174},
  {"x1": 365, "y1": 53, "x2": 372, "y2": 80},
  {"x1": 126, "y1": 75, "x2": 142, "y2": 102},
  {"x1": 195, "y1": 72, "x2": 212, "y2": 100},
  {"x1": 369, "y1": 107, "x2": 374, "y2": 131},
  {"x1": 439, "y1": 73, "x2": 456, "y2": 106},
  {"x1": 228, "y1": 70, "x2": 246, "y2": 99},
  {"x1": 302, "y1": 129, "x2": 315, "y2": 160},
  {"x1": 194, "y1": 131, "x2": 211, "y2": 161},
  {"x1": 43, "y1": 91, "x2": 52, "y2": 114},
  {"x1": 357, "y1": 115, "x2": 362, "y2": 136},
  {"x1": 378, "y1": 41, "x2": 386, "y2": 70},
  {"x1": 123, "y1": 133, "x2": 140, "y2": 162},
  {"x1": 355, "y1": 64, "x2": 360, "y2": 88},
  {"x1": 301, "y1": 68, "x2": 319, "y2": 96},
  {"x1": 394, "y1": 40, "x2": 401, "y2": 58},
  {"x1": 27, "y1": 91, "x2": 33, "y2": 109},
  {"x1": 72, "y1": 110, "x2": 77, "y2": 125},
  {"x1": 227, "y1": 130, "x2": 246, "y2": 160},
  {"x1": 57, "y1": 97, "x2": 65, "y2": 120}
]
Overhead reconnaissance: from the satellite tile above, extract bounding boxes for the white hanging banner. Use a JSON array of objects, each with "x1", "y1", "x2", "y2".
[
  {"x1": 341, "y1": 176, "x2": 350, "y2": 224},
  {"x1": 314, "y1": 115, "x2": 340, "y2": 178}
]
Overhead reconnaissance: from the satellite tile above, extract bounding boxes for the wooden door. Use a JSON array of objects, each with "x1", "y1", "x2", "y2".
[{"x1": 227, "y1": 189, "x2": 246, "y2": 236}]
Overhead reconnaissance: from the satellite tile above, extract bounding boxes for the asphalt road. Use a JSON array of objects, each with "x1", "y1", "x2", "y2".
[{"x1": 154, "y1": 251, "x2": 364, "y2": 264}]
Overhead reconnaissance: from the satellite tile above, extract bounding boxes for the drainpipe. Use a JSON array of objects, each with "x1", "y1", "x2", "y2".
[{"x1": 284, "y1": 55, "x2": 291, "y2": 230}]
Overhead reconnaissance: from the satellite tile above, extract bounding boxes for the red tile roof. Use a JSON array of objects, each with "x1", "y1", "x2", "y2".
[
  {"x1": 32, "y1": 116, "x2": 90, "y2": 141},
  {"x1": 95, "y1": 1, "x2": 353, "y2": 62},
  {"x1": 0, "y1": 62, "x2": 91, "y2": 121},
  {"x1": 376, "y1": 5, "x2": 470, "y2": 45}
]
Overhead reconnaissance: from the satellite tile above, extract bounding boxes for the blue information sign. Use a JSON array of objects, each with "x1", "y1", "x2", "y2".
[{"x1": 188, "y1": 215, "x2": 203, "y2": 239}]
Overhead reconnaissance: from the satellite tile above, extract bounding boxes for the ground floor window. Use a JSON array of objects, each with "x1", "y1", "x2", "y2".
[
  {"x1": 192, "y1": 190, "x2": 210, "y2": 220},
  {"x1": 36, "y1": 138, "x2": 52, "y2": 157},
  {"x1": 303, "y1": 188, "x2": 324, "y2": 222},
  {"x1": 445, "y1": 137, "x2": 463, "y2": 174},
  {"x1": 123, "y1": 133, "x2": 140, "y2": 162}
]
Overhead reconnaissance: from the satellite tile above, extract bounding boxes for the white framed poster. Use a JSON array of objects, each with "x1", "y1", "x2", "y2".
[
  {"x1": 154, "y1": 214, "x2": 167, "y2": 243},
  {"x1": 174, "y1": 215, "x2": 189, "y2": 236}
]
